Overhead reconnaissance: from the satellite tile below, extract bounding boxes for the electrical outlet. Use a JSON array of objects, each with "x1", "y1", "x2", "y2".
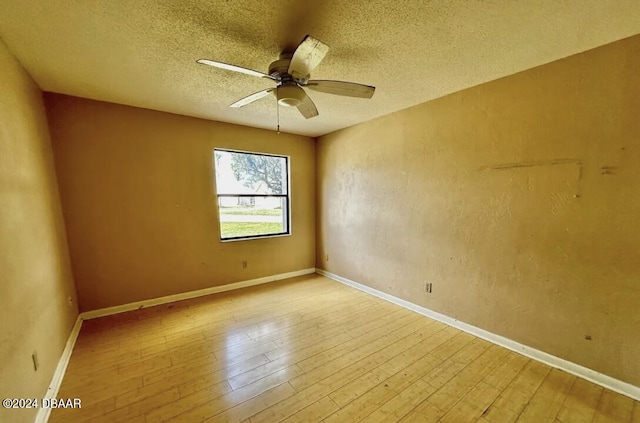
[
  {"x1": 425, "y1": 283, "x2": 433, "y2": 293},
  {"x1": 325, "y1": 254, "x2": 329, "y2": 262},
  {"x1": 32, "y1": 351, "x2": 39, "y2": 371},
  {"x1": 242, "y1": 260, "x2": 247, "y2": 269}
]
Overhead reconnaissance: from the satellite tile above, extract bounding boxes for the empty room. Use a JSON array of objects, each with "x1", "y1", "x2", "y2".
[{"x1": 1, "y1": 1, "x2": 639, "y2": 422}]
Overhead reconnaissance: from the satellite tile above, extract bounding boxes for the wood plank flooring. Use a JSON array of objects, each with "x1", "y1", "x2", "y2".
[{"x1": 49, "y1": 275, "x2": 639, "y2": 423}]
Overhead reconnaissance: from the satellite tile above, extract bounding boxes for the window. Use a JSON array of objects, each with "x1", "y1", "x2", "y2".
[{"x1": 214, "y1": 149, "x2": 290, "y2": 241}]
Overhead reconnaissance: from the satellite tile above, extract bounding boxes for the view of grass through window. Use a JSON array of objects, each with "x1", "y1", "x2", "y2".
[{"x1": 214, "y1": 150, "x2": 289, "y2": 240}]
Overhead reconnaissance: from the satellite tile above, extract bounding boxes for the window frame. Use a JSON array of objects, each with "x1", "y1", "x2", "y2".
[{"x1": 213, "y1": 148, "x2": 291, "y2": 242}]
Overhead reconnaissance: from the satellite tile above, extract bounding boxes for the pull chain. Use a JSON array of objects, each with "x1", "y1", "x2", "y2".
[{"x1": 276, "y1": 95, "x2": 280, "y2": 134}]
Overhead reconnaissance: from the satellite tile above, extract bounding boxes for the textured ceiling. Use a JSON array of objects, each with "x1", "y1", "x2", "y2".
[{"x1": 0, "y1": 1, "x2": 639, "y2": 137}]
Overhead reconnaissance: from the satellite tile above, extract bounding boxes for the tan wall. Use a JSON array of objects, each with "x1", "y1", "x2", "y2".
[
  {"x1": 46, "y1": 94, "x2": 316, "y2": 311},
  {"x1": 316, "y1": 35, "x2": 640, "y2": 386},
  {"x1": 0, "y1": 41, "x2": 78, "y2": 423}
]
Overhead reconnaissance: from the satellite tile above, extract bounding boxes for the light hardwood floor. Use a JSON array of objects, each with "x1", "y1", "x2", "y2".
[{"x1": 50, "y1": 274, "x2": 639, "y2": 423}]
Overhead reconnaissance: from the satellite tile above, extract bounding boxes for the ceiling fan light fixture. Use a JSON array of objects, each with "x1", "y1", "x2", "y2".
[{"x1": 277, "y1": 84, "x2": 305, "y2": 107}]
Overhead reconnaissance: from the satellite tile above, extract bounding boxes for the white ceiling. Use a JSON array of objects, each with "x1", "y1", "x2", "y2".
[{"x1": 0, "y1": 1, "x2": 638, "y2": 137}]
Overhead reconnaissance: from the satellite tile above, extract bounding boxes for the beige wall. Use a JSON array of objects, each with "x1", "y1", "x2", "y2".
[
  {"x1": 317, "y1": 35, "x2": 640, "y2": 386},
  {"x1": 46, "y1": 94, "x2": 316, "y2": 311},
  {"x1": 0, "y1": 40, "x2": 78, "y2": 423}
]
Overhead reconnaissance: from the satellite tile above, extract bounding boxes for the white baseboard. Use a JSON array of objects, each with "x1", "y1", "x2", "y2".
[
  {"x1": 316, "y1": 268, "x2": 640, "y2": 402},
  {"x1": 35, "y1": 315, "x2": 83, "y2": 423},
  {"x1": 80, "y1": 268, "x2": 317, "y2": 320}
]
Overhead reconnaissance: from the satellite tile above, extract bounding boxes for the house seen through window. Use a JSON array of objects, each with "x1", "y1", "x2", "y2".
[{"x1": 214, "y1": 149, "x2": 290, "y2": 241}]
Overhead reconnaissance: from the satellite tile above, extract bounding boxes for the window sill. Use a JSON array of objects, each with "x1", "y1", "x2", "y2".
[{"x1": 219, "y1": 232, "x2": 292, "y2": 243}]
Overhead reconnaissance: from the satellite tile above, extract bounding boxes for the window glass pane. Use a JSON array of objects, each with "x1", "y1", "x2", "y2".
[
  {"x1": 218, "y1": 196, "x2": 288, "y2": 239},
  {"x1": 214, "y1": 150, "x2": 288, "y2": 195},
  {"x1": 214, "y1": 148, "x2": 290, "y2": 241}
]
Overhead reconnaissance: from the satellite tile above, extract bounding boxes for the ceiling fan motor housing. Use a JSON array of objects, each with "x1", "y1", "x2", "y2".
[
  {"x1": 269, "y1": 57, "x2": 310, "y2": 84},
  {"x1": 268, "y1": 58, "x2": 291, "y2": 76}
]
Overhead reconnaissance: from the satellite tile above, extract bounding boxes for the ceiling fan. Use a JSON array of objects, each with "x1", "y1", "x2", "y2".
[{"x1": 197, "y1": 35, "x2": 375, "y2": 119}]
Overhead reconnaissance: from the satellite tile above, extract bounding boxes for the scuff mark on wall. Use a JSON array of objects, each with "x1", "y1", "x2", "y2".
[
  {"x1": 574, "y1": 163, "x2": 584, "y2": 198},
  {"x1": 479, "y1": 159, "x2": 584, "y2": 197},
  {"x1": 600, "y1": 166, "x2": 617, "y2": 175},
  {"x1": 598, "y1": 145, "x2": 626, "y2": 176},
  {"x1": 478, "y1": 158, "x2": 581, "y2": 171}
]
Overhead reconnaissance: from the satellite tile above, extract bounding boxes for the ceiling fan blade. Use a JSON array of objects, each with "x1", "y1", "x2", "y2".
[
  {"x1": 230, "y1": 88, "x2": 275, "y2": 108},
  {"x1": 288, "y1": 35, "x2": 329, "y2": 79},
  {"x1": 197, "y1": 59, "x2": 275, "y2": 80},
  {"x1": 305, "y1": 80, "x2": 375, "y2": 98},
  {"x1": 296, "y1": 92, "x2": 319, "y2": 119}
]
